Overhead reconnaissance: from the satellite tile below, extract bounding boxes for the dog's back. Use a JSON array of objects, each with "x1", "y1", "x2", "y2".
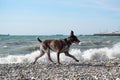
[{"x1": 38, "y1": 39, "x2": 67, "y2": 52}]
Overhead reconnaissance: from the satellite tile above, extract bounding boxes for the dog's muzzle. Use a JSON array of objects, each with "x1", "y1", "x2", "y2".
[{"x1": 74, "y1": 41, "x2": 81, "y2": 45}]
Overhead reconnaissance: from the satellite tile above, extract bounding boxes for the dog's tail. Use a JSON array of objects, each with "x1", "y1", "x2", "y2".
[{"x1": 37, "y1": 37, "x2": 42, "y2": 43}]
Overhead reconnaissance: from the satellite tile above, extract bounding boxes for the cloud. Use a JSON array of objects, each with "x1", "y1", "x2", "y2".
[
  {"x1": 57, "y1": 0, "x2": 120, "y2": 12},
  {"x1": 88, "y1": 0, "x2": 120, "y2": 12}
]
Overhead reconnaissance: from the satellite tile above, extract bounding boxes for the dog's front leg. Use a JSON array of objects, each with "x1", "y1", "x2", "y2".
[
  {"x1": 57, "y1": 52, "x2": 61, "y2": 64},
  {"x1": 65, "y1": 52, "x2": 79, "y2": 62}
]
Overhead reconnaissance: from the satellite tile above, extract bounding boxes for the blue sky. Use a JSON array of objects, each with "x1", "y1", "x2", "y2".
[{"x1": 0, "y1": 0, "x2": 120, "y2": 35}]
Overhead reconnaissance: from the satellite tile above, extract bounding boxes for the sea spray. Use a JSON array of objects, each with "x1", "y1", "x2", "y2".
[
  {"x1": 0, "y1": 50, "x2": 39, "y2": 64},
  {"x1": 0, "y1": 49, "x2": 82, "y2": 64},
  {"x1": 82, "y1": 42, "x2": 120, "y2": 61},
  {"x1": 0, "y1": 42, "x2": 120, "y2": 64}
]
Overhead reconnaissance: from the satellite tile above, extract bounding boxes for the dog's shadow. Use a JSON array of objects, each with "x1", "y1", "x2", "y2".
[
  {"x1": 66, "y1": 62, "x2": 106, "y2": 67},
  {"x1": 69, "y1": 62, "x2": 119, "y2": 68}
]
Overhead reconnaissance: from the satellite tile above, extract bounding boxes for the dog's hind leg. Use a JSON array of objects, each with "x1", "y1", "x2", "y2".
[
  {"x1": 65, "y1": 52, "x2": 79, "y2": 62},
  {"x1": 33, "y1": 50, "x2": 45, "y2": 64},
  {"x1": 46, "y1": 49, "x2": 54, "y2": 63}
]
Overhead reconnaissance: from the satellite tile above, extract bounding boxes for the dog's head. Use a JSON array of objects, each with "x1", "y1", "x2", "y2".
[{"x1": 68, "y1": 30, "x2": 80, "y2": 44}]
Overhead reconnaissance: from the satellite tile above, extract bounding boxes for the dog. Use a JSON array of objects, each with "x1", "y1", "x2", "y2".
[{"x1": 33, "y1": 31, "x2": 80, "y2": 64}]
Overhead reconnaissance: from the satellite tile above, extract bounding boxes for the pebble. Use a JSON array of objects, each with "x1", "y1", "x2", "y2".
[{"x1": 0, "y1": 59, "x2": 120, "y2": 80}]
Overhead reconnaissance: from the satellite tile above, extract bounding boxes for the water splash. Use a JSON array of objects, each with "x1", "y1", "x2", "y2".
[{"x1": 0, "y1": 43, "x2": 120, "y2": 64}]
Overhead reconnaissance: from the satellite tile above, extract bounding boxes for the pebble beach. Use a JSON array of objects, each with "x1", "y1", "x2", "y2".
[{"x1": 0, "y1": 59, "x2": 120, "y2": 80}]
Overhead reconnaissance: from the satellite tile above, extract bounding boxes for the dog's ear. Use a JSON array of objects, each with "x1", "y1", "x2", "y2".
[{"x1": 70, "y1": 30, "x2": 74, "y2": 36}]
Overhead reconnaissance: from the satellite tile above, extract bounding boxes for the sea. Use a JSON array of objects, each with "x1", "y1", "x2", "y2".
[{"x1": 0, "y1": 35, "x2": 120, "y2": 64}]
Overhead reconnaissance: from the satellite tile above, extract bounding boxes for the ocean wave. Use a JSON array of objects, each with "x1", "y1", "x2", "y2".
[
  {"x1": 20, "y1": 45, "x2": 39, "y2": 52},
  {"x1": 0, "y1": 42, "x2": 120, "y2": 64},
  {"x1": 5, "y1": 40, "x2": 32, "y2": 46},
  {"x1": 82, "y1": 43, "x2": 120, "y2": 61},
  {"x1": 81, "y1": 40, "x2": 114, "y2": 46}
]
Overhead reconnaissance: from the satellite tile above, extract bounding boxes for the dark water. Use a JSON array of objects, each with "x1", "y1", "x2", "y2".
[{"x1": 0, "y1": 35, "x2": 120, "y2": 56}]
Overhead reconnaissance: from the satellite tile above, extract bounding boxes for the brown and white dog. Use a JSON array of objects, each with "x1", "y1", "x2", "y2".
[{"x1": 33, "y1": 31, "x2": 80, "y2": 64}]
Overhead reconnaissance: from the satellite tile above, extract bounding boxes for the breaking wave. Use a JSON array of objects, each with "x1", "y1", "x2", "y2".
[{"x1": 0, "y1": 43, "x2": 120, "y2": 64}]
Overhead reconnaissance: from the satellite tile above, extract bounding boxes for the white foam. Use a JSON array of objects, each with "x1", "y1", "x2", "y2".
[
  {"x1": 0, "y1": 43, "x2": 120, "y2": 64},
  {"x1": 0, "y1": 49, "x2": 81, "y2": 64},
  {"x1": 82, "y1": 43, "x2": 120, "y2": 61},
  {"x1": 0, "y1": 50, "x2": 40, "y2": 64}
]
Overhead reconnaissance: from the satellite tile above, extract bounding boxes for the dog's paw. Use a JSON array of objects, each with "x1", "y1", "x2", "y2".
[
  {"x1": 32, "y1": 62, "x2": 36, "y2": 64},
  {"x1": 54, "y1": 62, "x2": 62, "y2": 65},
  {"x1": 76, "y1": 60, "x2": 79, "y2": 62}
]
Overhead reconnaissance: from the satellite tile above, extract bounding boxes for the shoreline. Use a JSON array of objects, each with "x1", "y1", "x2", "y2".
[{"x1": 0, "y1": 59, "x2": 120, "y2": 80}]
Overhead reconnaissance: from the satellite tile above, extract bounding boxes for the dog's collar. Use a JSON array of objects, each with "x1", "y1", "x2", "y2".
[
  {"x1": 64, "y1": 38, "x2": 72, "y2": 45},
  {"x1": 66, "y1": 38, "x2": 72, "y2": 44}
]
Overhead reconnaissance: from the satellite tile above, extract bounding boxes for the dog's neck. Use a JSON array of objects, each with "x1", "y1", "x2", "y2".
[{"x1": 63, "y1": 38, "x2": 72, "y2": 46}]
